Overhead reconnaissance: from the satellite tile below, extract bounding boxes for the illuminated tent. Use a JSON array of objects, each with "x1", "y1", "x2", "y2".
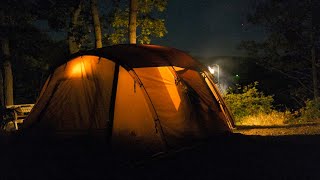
[{"x1": 23, "y1": 44, "x2": 234, "y2": 154}]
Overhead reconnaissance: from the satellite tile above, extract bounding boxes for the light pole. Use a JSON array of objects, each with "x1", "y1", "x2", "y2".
[{"x1": 208, "y1": 64, "x2": 220, "y2": 84}]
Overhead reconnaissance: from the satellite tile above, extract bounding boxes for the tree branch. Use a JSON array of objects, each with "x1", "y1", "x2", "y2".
[{"x1": 258, "y1": 60, "x2": 314, "y2": 94}]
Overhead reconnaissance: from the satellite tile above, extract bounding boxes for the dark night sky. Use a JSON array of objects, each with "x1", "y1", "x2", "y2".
[
  {"x1": 43, "y1": 0, "x2": 265, "y2": 58},
  {"x1": 154, "y1": 0, "x2": 265, "y2": 57}
]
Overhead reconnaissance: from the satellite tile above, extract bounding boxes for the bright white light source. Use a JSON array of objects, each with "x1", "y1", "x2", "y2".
[{"x1": 208, "y1": 66, "x2": 215, "y2": 74}]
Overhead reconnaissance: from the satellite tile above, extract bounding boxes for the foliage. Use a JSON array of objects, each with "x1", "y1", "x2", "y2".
[
  {"x1": 108, "y1": 0, "x2": 168, "y2": 44},
  {"x1": 0, "y1": 0, "x2": 69, "y2": 103},
  {"x1": 9, "y1": 24, "x2": 67, "y2": 103},
  {"x1": 0, "y1": 0, "x2": 36, "y2": 33},
  {"x1": 296, "y1": 99, "x2": 320, "y2": 122},
  {"x1": 35, "y1": 0, "x2": 169, "y2": 46},
  {"x1": 239, "y1": 0, "x2": 320, "y2": 105},
  {"x1": 225, "y1": 82, "x2": 320, "y2": 125},
  {"x1": 0, "y1": 0, "x2": 50, "y2": 104},
  {"x1": 35, "y1": 0, "x2": 93, "y2": 50},
  {"x1": 224, "y1": 82, "x2": 274, "y2": 124},
  {"x1": 0, "y1": 0, "x2": 169, "y2": 104}
]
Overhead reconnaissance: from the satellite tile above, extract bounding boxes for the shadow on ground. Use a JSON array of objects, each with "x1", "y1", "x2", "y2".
[{"x1": 0, "y1": 133, "x2": 320, "y2": 179}]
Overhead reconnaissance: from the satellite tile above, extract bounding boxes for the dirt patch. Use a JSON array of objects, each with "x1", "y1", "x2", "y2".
[{"x1": 234, "y1": 123, "x2": 320, "y2": 136}]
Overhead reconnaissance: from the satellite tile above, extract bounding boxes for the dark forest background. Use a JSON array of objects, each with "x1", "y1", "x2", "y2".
[{"x1": 0, "y1": 0, "x2": 319, "y2": 112}]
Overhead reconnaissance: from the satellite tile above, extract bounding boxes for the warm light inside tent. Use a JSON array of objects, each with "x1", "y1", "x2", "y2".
[
  {"x1": 70, "y1": 62, "x2": 85, "y2": 77},
  {"x1": 67, "y1": 57, "x2": 95, "y2": 78},
  {"x1": 158, "y1": 67, "x2": 181, "y2": 111}
]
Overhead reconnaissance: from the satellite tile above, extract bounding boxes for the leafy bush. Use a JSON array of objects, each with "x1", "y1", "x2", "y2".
[
  {"x1": 296, "y1": 99, "x2": 320, "y2": 122},
  {"x1": 224, "y1": 82, "x2": 320, "y2": 125},
  {"x1": 224, "y1": 82, "x2": 274, "y2": 124}
]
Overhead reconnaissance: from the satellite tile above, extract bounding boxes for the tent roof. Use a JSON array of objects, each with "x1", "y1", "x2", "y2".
[{"x1": 69, "y1": 44, "x2": 204, "y2": 70}]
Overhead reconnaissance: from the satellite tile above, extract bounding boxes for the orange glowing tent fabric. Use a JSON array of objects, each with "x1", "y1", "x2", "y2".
[{"x1": 22, "y1": 44, "x2": 234, "y2": 154}]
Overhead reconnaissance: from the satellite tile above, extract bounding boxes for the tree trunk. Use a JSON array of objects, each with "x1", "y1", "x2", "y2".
[
  {"x1": 0, "y1": 67, "x2": 3, "y2": 122},
  {"x1": 129, "y1": 0, "x2": 138, "y2": 44},
  {"x1": 68, "y1": 1, "x2": 83, "y2": 54},
  {"x1": 91, "y1": 0, "x2": 103, "y2": 48},
  {"x1": 0, "y1": 67, "x2": 3, "y2": 107},
  {"x1": 1, "y1": 38, "x2": 13, "y2": 106},
  {"x1": 311, "y1": 36, "x2": 319, "y2": 100},
  {"x1": 310, "y1": 0, "x2": 319, "y2": 100}
]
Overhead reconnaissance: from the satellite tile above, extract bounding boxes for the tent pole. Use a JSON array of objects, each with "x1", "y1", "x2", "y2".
[
  {"x1": 204, "y1": 71, "x2": 235, "y2": 129},
  {"x1": 130, "y1": 69, "x2": 169, "y2": 151},
  {"x1": 106, "y1": 63, "x2": 120, "y2": 143}
]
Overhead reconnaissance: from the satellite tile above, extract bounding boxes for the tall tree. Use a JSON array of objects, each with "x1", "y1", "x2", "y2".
[
  {"x1": 0, "y1": 0, "x2": 36, "y2": 106},
  {"x1": 11, "y1": 25, "x2": 66, "y2": 103},
  {"x1": 310, "y1": 0, "x2": 320, "y2": 99},
  {"x1": 36, "y1": 0, "x2": 91, "y2": 54},
  {"x1": 311, "y1": 31, "x2": 319, "y2": 99},
  {"x1": 240, "y1": 0, "x2": 320, "y2": 104},
  {"x1": 129, "y1": 0, "x2": 138, "y2": 44},
  {"x1": 109, "y1": 0, "x2": 168, "y2": 44},
  {"x1": 91, "y1": 0, "x2": 103, "y2": 48},
  {"x1": 1, "y1": 39, "x2": 13, "y2": 106},
  {"x1": 0, "y1": 0, "x2": 68, "y2": 104},
  {"x1": 68, "y1": 0, "x2": 83, "y2": 54}
]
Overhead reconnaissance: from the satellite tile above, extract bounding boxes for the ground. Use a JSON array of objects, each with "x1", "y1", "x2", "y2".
[
  {"x1": 1, "y1": 124, "x2": 320, "y2": 179},
  {"x1": 122, "y1": 124, "x2": 320, "y2": 179},
  {"x1": 235, "y1": 123, "x2": 320, "y2": 136}
]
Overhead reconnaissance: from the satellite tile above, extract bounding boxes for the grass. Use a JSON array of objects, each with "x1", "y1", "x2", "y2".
[
  {"x1": 235, "y1": 111, "x2": 292, "y2": 126},
  {"x1": 234, "y1": 110, "x2": 320, "y2": 127}
]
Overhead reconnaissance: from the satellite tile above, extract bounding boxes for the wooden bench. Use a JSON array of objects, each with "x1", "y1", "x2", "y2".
[{"x1": 5, "y1": 104, "x2": 34, "y2": 130}]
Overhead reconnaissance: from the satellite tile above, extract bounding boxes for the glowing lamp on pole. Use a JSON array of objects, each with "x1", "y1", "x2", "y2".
[{"x1": 208, "y1": 64, "x2": 220, "y2": 84}]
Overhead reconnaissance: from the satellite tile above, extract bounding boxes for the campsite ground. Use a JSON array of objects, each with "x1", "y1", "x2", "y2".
[
  {"x1": 2, "y1": 124, "x2": 320, "y2": 179},
  {"x1": 120, "y1": 124, "x2": 320, "y2": 179}
]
